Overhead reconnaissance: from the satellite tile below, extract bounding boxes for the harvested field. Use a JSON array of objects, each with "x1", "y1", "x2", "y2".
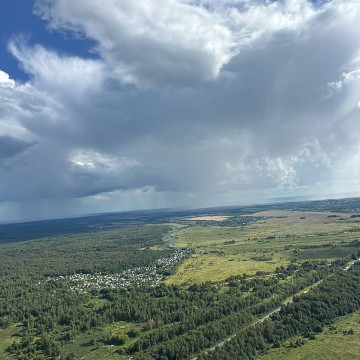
[{"x1": 187, "y1": 216, "x2": 230, "y2": 222}]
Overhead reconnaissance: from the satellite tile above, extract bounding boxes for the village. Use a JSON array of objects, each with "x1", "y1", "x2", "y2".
[{"x1": 46, "y1": 248, "x2": 191, "y2": 292}]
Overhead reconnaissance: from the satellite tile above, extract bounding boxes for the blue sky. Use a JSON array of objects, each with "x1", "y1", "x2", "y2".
[
  {"x1": 1, "y1": 0, "x2": 96, "y2": 81},
  {"x1": 1, "y1": 0, "x2": 360, "y2": 221}
]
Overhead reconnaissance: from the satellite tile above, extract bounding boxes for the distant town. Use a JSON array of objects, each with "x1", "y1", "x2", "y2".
[{"x1": 46, "y1": 249, "x2": 191, "y2": 291}]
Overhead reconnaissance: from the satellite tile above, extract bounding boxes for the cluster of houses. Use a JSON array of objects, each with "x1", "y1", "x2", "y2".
[{"x1": 46, "y1": 249, "x2": 191, "y2": 292}]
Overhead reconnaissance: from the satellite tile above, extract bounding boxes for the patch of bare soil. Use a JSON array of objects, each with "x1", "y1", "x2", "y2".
[{"x1": 187, "y1": 216, "x2": 230, "y2": 222}]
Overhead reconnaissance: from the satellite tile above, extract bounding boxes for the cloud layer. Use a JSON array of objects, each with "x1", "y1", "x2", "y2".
[{"x1": 1, "y1": 0, "x2": 360, "y2": 220}]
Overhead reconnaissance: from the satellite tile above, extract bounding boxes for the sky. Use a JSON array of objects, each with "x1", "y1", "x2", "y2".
[{"x1": 1, "y1": 0, "x2": 360, "y2": 221}]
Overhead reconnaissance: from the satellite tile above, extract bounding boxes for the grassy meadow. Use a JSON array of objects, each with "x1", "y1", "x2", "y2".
[{"x1": 166, "y1": 210, "x2": 360, "y2": 284}]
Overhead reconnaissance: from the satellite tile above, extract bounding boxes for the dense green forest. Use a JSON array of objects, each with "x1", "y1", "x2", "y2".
[{"x1": 198, "y1": 265, "x2": 360, "y2": 360}]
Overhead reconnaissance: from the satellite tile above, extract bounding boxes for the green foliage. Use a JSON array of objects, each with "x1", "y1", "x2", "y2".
[
  {"x1": 200, "y1": 265, "x2": 360, "y2": 360},
  {"x1": 110, "y1": 330, "x2": 128, "y2": 345},
  {"x1": 128, "y1": 328, "x2": 141, "y2": 338},
  {"x1": 1, "y1": 199, "x2": 360, "y2": 360}
]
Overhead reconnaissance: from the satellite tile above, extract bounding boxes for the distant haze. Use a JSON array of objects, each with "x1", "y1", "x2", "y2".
[{"x1": 1, "y1": 0, "x2": 360, "y2": 221}]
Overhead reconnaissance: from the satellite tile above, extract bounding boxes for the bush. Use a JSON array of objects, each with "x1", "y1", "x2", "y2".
[
  {"x1": 128, "y1": 328, "x2": 141, "y2": 338},
  {"x1": 111, "y1": 331, "x2": 129, "y2": 345}
]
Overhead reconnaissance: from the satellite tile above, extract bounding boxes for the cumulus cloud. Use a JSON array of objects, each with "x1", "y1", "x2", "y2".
[
  {"x1": 327, "y1": 65, "x2": 360, "y2": 95},
  {"x1": 1, "y1": 0, "x2": 360, "y2": 220},
  {"x1": 33, "y1": 0, "x2": 323, "y2": 88},
  {"x1": 8, "y1": 39, "x2": 106, "y2": 100},
  {"x1": 219, "y1": 140, "x2": 331, "y2": 191},
  {"x1": 34, "y1": 0, "x2": 237, "y2": 87},
  {"x1": 0, "y1": 70, "x2": 15, "y2": 88}
]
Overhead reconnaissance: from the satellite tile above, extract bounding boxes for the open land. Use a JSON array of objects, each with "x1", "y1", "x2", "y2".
[
  {"x1": 187, "y1": 216, "x2": 230, "y2": 222},
  {"x1": 1, "y1": 198, "x2": 360, "y2": 360},
  {"x1": 166, "y1": 210, "x2": 360, "y2": 284}
]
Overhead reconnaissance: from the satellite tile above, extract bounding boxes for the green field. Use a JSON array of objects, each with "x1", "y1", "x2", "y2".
[
  {"x1": 166, "y1": 210, "x2": 360, "y2": 284},
  {"x1": 0, "y1": 325, "x2": 21, "y2": 360}
]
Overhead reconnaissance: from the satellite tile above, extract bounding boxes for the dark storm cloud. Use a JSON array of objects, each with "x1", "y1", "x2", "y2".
[
  {"x1": 1, "y1": 0, "x2": 360, "y2": 220},
  {"x1": 0, "y1": 135, "x2": 35, "y2": 159}
]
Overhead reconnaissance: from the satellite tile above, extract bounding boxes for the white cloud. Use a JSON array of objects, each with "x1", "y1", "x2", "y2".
[
  {"x1": 2, "y1": 0, "x2": 360, "y2": 219},
  {"x1": 70, "y1": 150, "x2": 140, "y2": 173},
  {"x1": 9, "y1": 40, "x2": 106, "y2": 98},
  {"x1": 33, "y1": 0, "x2": 323, "y2": 88},
  {"x1": 295, "y1": 140, "x2": 331, "y2": 167},
  {"x1": 228, "y1": 0, "x2": 317, "y2": 39},
  {"x1": 219, "y1": 140, "x2": 331, "y2": 190},
  {"x1": 327, "y1": 67, "x2": 360, "y2": 95},
  {"x1": 254, "y1": 157, "x2": 298, "y2": 188},
  {"x1": 0, "y1": 70, "x2": 15, "y2": 88},
  {"x1": 34, "y1": 0, "x2": 237, "y2": 87}
]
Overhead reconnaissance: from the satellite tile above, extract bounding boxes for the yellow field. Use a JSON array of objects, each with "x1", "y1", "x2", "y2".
[{"x1": 164, "y1": 253, "x2": 288, "y2": 284}]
